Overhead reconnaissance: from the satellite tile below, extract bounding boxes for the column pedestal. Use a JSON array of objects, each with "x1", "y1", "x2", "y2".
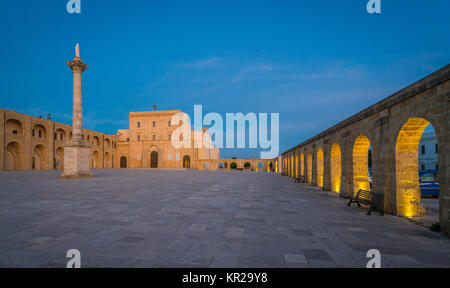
[{"x1": 61, "y1": 139, "x2": 93, "y2": 178}]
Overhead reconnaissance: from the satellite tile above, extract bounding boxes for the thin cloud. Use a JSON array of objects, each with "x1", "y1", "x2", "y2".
[{"x1": 172, "y1": 57, "x2": 225, "y2": 69}]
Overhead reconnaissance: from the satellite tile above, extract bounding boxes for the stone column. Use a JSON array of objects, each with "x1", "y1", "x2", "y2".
[{"x1": 61, "y1": 44, "x2": 93, "y2": 178}]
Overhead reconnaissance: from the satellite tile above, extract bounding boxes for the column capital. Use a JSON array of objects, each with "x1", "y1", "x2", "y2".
[{"x1": 66, "y1": 57, "x2": 88, "y2": 72}]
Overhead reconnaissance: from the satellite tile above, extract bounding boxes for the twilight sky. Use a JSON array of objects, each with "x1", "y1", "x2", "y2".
[{"x1": 1, "y1": 0, "x2": 449, "y2": 158}]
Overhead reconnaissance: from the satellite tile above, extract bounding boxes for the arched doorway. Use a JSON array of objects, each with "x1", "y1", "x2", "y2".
[
  {"x1": 396, "y1": 118, "x2": 437, "y2": 217},
  {"x1": 244, "y1": 162, "x2": 251, "y2": 170},
  {"x1": 331, "y1": 143, "x2": 342, "y2": 193},
  {"x1": 230, "y1": 162, "x2": 237, "y2": 170},
  {"x1": 92, "y1": 151, "x2": 101, "y2": 168},
  {"x1": 183, "y1": 155, "x2": 191, "y2": 168},
  {"x1": 151, "y1": 151, "x2": 158, "y2": 168},
  {"x1": 307, "y1": 152, "x2": 312, "y2": 183},
  {"x1": 353, "y1": 135, "x2": 371, "y2": 195},
  {"x1": 295, "y1": 155, "x2": 298, "y2": 177},
  {"x1": 105, "y1": 152, "x2": 111, "y2": 168},
  {"x1": 120, "y1": 156, "x2": 127, "y2": 168},
  {"x1": 218, "y1": 162, "x2": 224, "y2": 169},
  {"x1": 5, "y1": 141, "x2": 23, "y2": 170},
  {"x1": 317, "y1": 148, "x2": 324, "y2": 187},
  {"x1": 55, "y1": 147, "x2": 64, "y2": 170},
  {"x1": 33, "y1": 144, "x2": 48, "y2": 170}
]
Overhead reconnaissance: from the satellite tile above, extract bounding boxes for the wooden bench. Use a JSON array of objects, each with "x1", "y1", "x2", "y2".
[
  {"x1": 348, "y1": 189, "x2": 384, "y2": 216},
  {"x1": 294, "y1": 175, "x2": 305, "y2": 183}
]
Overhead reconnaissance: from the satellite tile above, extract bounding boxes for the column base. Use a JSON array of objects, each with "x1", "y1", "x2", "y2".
[{"x1": 60, "y1": 139, "x2": 94, "y2": 179}]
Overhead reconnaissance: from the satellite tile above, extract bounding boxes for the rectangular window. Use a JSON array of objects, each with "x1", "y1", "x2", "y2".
[
  {"x1": 168, "y1": 121, "x2": 171, "y2": 126},
  {"x1": 168, "y1": 134, "x2": 171, "y2": 141},
  {"x1": 168, "y1": 153, "x2": 172, "y2": 160},
  {"x1": 152, "y1": 135, "x2": 156, "y2": 140},
  {"x1": 13, "y1": 130, "x2": 18, "y2": 135},
  {"x1": 436, "y1": 143, "x2": 438, "y2": 153},
  {"x1": 153, "y1": 121, "x2": 156, "y2": 127},
  {"x1": 137, "y1": 135, "x2": 141, "y2": 141},
  {"x1": 137, "y1": 122, "x2": 141, "y2": 128},
  {"x1": 421, "y1": 164, "x2": 425, "y2": 171},
  {"x1": 421, "y1": 145, "x2": 425, "y2": 155},
  {"x1": 60, "y1": 134, "x2": 63, "y2": 141},
  {"x1": 54, "y1": 133, "x2": 57, "y2": 140},
  {"x1": 32, "y1": 129, "x2": 35, "y2": 137},
  {"x1": 39, "y1": 130, "x2": 42, "y2": 138}
]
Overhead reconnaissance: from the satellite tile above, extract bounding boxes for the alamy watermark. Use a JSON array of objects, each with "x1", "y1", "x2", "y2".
[
  {"x1": 170, "y1": 105, "x2": 279, "y2": 159},
  {"x1": 66, "y1": 249, "x2": 81, "y2": 268},
  {"x1": 366, "y1": 0, "x2": 381, "y2": 14},
  {"x1": 366, "y1": 249, "x2": 381, "y2": 268},
  {"x1": 67, "y1": 0, "x2": 81, "y2": 14}
]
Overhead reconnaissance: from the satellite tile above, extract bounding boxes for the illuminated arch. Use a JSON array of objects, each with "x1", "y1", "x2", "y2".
[
  {"x1": 295, "y1": 154, "x2": 298, "y2": 178},
  {"x1": 353, "y1": 135, "x2": 371, "y2": 195},
  {"x1": 307, "y1": 152, "x2": 312, "y2": 183},
  {"x1": 316, "y1": 147, "x2": 324, "y2": 188},
  {"x1": 331, "y1": 143, "x2": 342, "y2": 193},
  {"x1": 300, "y1": 153, "x2": 304, "y2": 176},
  {"x1": 395, "y1": 118, "x2": 433, "y2": 217}
]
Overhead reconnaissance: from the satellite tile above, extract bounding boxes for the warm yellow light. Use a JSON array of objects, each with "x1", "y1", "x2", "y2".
[
  {"x1": 300, "y1": 153, "x2": 304, "y2": 176},
  {"x1": 353, "y1": 135, "x2": 370, "y2": 196},
  {"x1": 307, "y1": 152, "x2": 312, "y2": 183},
  {"x1": 395, "y1": 118, "x2": 430, "y2": 217},
  {"x1": 317, "y1": 147, "x2": 324, "y2": 188},
  {"x1": 331, "y1": 143, "x2": 341, "y2": 193}
]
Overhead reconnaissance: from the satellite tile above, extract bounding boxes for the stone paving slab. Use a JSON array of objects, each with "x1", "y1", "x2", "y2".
[{"x1": 0, "y1": 169, "x2": 449, "y2": 268}]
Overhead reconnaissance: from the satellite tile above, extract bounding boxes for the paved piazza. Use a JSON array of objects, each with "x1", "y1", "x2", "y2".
[{"x1": 0, "y1": 169, "x2": 449, "y2": 268}]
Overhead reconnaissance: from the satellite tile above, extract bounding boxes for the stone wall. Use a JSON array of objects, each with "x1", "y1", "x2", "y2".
[
  {"x1": 0, "y1": 109, "x2": 117, "y2": 171},
  {"x1": 281, "y1": 65, "x2": 450, "y2": 236}
]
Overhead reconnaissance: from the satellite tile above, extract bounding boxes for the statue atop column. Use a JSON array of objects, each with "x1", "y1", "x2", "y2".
[{"x1": 61, "y1": 43, "x2": 93, "y2": 178}]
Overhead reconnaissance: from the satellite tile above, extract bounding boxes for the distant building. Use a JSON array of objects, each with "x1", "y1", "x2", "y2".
[{"x1": 419, "y1": 131, "x2": 438, "y2": 171}]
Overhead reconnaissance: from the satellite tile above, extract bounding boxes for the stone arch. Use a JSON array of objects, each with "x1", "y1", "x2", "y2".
[
  {"x1": 92, "y1": 151, "x2": 101, "y2": 168},
  {"x1": 55, "y1": 146, "x2": 64, "y2": 169},
  {"x1": 32, "y1": 144, "x2": 48, "y2": 170},
  {"x1": 105, "y1": 152, "x2": 111, "y2": 168},
  {"x1": 230, "y1": 162, "x2": 237, "y2": 170},
  {"x1": 6, "y1": 119, "x2": 24, "y2": 136},
  {"x1": 317, "y1": 147, "x2": 324, "y2": 188},
  {"x1": 353, "y1": 134, "x2": 372, "y2": 195},
  {"x1": 331, "y1": 143, "x2": 342, "y2": 193},
  {"x1": 300, "y1": 153, "x2": 305, "y2": 176},
  {"x1": 5, "y1": 141, "x2": 24, "y2": 170},
  {"x1": 104, "y1": 138, "x2": 111, "y2": 149},
  {"x1": 92, "y1": 136, "x2": 100, "y2": 147},
  {"x1": 120, "y1": 156, "x2": 127, "y2": 168},
  {"x1": 244, "y1": 162, "x2": 251, "y2": 169},
  {"x1": 32, "y1": 124, "x2": 47, "y2": 139},
  {"x1": 55, "y1": 128, "x2": 66, "y2": 141},
  {"x1": 395, "y1": 118, "x2": 438, "y2": 217},
  {"x1": 218, "y1": 162, "x2": 224, "y2": 169},
  {"x1": 295, "y1": 154, "x2": 299, "y2": 178},
  {"x1": 267, "y1": 161, "x2": 273, "y2": 172},
  {"x1": 289, "y1": 154, "x2": 294, "y2": 177},
  {"x1": 307, "y1": 152, "x2": 312, "y2": 183},
  {"x1": 183, "y1": 155, "x2": 191, "y2": 168}
]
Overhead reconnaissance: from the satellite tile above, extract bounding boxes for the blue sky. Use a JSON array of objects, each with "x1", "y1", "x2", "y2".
[{"x1": 1, "y1": 0, "x2": 449, "y2": 158}]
